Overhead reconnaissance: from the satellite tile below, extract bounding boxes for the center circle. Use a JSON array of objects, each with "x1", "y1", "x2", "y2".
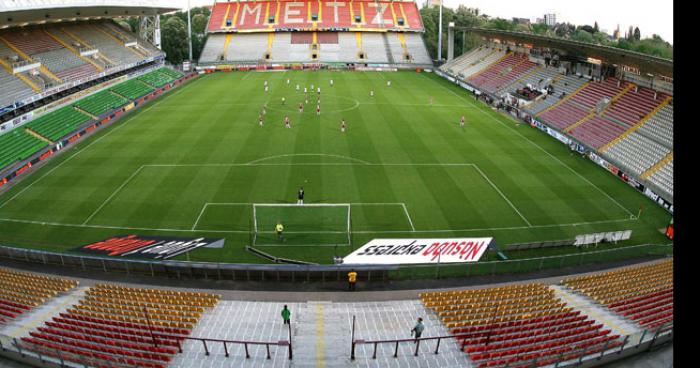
[{"x1": 264, "y1": 94, "x2": 360, "y2": 114}]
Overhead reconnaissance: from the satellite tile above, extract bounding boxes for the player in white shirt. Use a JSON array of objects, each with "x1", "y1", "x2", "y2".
[
  {"x1": 387, "y1": 80, "x2": 391, "y2": 87},
  {"x1": 460, "y1": 115, "x2": 465, "y2": 129},
  {"x1": 261, "y1": 107, "x2": 266, "y2": 116},
  {"x1": 259, "y1": 115, "x2": 263, "y2": 126},
  {"x1": 296, "y1": 84, "x2": 300, "y2": 91},
  {"x1": 286, "y1": 78, "x2": 290, "y2": 85},
  {"x1": 282, "y1": 97, "x2": 286, "y2": 105},
  {"x1": 340, "y1": 119, "x2": 346, "y2": 132},
  {"x1": 317, "y1": 87, "x2": 321, "y2": 94},
  {"x1": 330, "y1": 79, "x2": 334, "y2": 86},
  {"x1": 284, "y1": 116, "x2": 291, "y2": 128},
  {"x1": 298, "y1": 103, "x2": 304, "y2": 113},
  {"x1": 304, "y1": 87, "x2": 307, "y2": 93},
  {"x1": 264, "y1": 85, "x2": 268, "y2": 93}
]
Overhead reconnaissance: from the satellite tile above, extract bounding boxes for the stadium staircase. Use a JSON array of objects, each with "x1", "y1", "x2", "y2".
[
  {"x1": 421, "y1": 283, "x2": 625, "y2": 368},
  {"x1": 18, "y1": 284, "x2": 220, "y2": 368},
  {"x1": 640, "y1": 152, "x2": 673, "y2": 180},
  {"x1": 25, "y1": 106, "x2": 93, "y2": 142},
  {"x1": 0, "y1": 131, "x2": 48, "y2": 172},
  {"x1": 43, "y1": 29, "x2": 105, "y2": 72},
  {"x1": 535, "y1": 80, "x2": 590, "y2": 118},
  {"x1": 599, "y1": 96, "x2": 673, "y2": 153},
  {"x1": 0, "y1": 267, "x2": 78, "y2": 326},
  {"x1": 0, "y1": 37, "x2": 63, "y2": 85},
  {"x1": 382, "y1": 33, "x2": 395, "y2": 64},
  {"x1": 59, "y1": 27, "x2": 116, "y2": 68},
  {"x1": 562, "y1": 259, "x2": 673, "y2": 330}
]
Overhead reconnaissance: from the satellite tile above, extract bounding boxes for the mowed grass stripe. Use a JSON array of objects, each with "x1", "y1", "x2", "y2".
[{"x1": 0, "y1": 71, "x2": 671, "y2": 264}]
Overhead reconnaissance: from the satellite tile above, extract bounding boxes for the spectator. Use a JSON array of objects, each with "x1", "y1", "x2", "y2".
[
  {"x1": 411, "y1": 318, "x2": 424, "y2": 342},
  {"x1": 281, "y1": 305, "x2": 291, "y2": 324},
  {"x1": 348, "y1": 269, "x2": 357, "y2": 291}
]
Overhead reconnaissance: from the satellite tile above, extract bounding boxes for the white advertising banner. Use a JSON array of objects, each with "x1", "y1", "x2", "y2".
[{"x1": 343, "y1": 237, "x2": 493, "y2": 265}]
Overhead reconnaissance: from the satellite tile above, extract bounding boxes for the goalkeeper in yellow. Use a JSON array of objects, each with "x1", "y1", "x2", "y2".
[{"x1": 276, "y1": 220, "x2": 285, "y2": 242}]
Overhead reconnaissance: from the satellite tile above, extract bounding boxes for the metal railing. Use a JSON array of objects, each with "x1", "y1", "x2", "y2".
[
  {"x1": 152, "y1": 327, "x2": 293, "y2": 361},
  {"x1": 350, "y1": 321, "x2": 673, "y2": 366},
  {"x1": 0, "y1": 324, "x2": 293, "y2": 366}
]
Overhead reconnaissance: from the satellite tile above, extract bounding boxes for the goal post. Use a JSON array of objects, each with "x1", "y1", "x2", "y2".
[{"x1": 251, "y1": 203, "x2": 352, "y2": 247}]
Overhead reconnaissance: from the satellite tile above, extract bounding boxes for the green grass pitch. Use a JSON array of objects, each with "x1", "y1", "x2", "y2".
[{"x1": 0, "y1": 70, "x2": 672, "y2": 264}]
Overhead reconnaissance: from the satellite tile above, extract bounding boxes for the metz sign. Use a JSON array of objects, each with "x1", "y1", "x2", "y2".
[
  {"x1": 75, "y1": 235, "x2": 225, "y2": 260},
  {"x1": 343, "y1": 237, "x2": 493, "y2": 265}
]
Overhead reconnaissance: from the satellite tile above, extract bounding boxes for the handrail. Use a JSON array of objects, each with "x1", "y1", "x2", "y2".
[
  {"x1": 351, "y1": 322, "x2": 673, "y2": 364},
  {"x1": 351, "y1": 332, "x2": 479, "y2": 359},
  {"x1": 151, "y1": 331, "x2": 293, "y2": 360}
]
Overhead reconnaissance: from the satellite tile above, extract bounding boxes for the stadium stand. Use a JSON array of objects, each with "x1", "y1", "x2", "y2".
[
  {"x1": 138, "y1": 68, "x2": 184, "y2": 88},
  {"x1": 0, "y1": 130, "x2": 48, "y2": 172},
  {"x1": 19, "y1": 284, "x2": 220, "y2": 368},
  {"x1": 62, "y1": 22, "x2": 144, "y2": 66},
  {"x1": 110, "y1": 79, "x2": 156, "y2": 100},
  {"x1": 441, "y1": 46, "x2": 507, "y2": 80},
  {"x1": 25, "y1": 106, "x2": 93, "y2": 142},
  {"x1": 467, "y1": 52, "x2": 538, "y2": 94},
  {"x1": 0, "y1": 66, "x2": 185, "y2": 175},
  {"x1": 0, "y1": 267, "x2": 77, "y2": 325},
  {"x1": 200, "y1": 0, "x2": 431, "y2": 66},
  {"x1": 562, "y1": 259, "x2": 673, "y2": 330},
  {"x1": 73, "y1": 90, "x2": 130, "y2": 117},
  {"x1": 420, "y1": 283, "x2": 623, "y2": 368}
]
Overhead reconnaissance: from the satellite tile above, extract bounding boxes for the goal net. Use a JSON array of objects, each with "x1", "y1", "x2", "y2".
[{"x1": 252, "y1": 203, "x2": 351, "y2": 247}]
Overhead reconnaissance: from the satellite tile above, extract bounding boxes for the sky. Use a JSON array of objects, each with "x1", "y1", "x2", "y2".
[{"x1": 179, "y1": 0, "x2": 673, "y2": 44}]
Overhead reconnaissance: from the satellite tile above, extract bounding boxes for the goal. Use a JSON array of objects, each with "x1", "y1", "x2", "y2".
[{"x1": 251, "y1": 203, "x2": 351, "y2": 247}]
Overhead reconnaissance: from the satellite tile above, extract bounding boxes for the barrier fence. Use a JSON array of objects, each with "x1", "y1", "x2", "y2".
[{"x1": 0, "y1": 243, "x2": 671, "y2": 282}]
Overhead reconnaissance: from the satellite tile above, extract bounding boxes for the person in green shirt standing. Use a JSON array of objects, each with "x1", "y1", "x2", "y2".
[{"x1": 281, "y1": 305, "x2": 291, "y2": 325}]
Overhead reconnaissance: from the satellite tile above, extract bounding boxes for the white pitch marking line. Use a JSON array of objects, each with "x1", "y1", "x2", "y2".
[
  {"x1": 245, "y1": 153, "x2": 373, "y2": 166},
  {"x1": 191, "y1": 203, "x2": 209, "y2": 231},
  {"x1": 422, "y1": 72, "x2": 636, "y2": 217},
  {"x1": 401, "y1": 203, "x2": 416, "y2": 232},
  {"x1": 471, "y1": 164, "x2": 532, "y2": 227},
  {"x1": 0, "y1": 216, "x2": 637, "y2": 235},
  {"x1": 82, "y1": 165, "x2": 145, "y2": 225},
  {"x1": 0, "y1": 76, "x2": 202, "y2": 211}
]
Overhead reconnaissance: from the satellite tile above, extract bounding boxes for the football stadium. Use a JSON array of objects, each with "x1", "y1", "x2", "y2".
[{"x1": 0, "y1": 0, "x2": 673, "y2": 367}]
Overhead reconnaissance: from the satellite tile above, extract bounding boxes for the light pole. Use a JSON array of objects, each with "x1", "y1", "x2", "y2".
[
  {"x1": 187, "y1": 0, "x2": 193, "y2": 62},
  {"x1": 437, "y1": 0, "x2": 443, "y2": 62}
]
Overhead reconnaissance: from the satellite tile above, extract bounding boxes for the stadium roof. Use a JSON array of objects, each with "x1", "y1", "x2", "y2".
[
  {"x1": 463, "y1": 27, "x2": 673, "y2": 77},
  {"x1": 0, "y1": 0, "x2": 179, "y2": 29}
]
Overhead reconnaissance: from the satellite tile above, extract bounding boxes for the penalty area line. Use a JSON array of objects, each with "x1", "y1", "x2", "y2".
[{"x1": 420, "y1": 72, "x2": 635, "y2": 218}]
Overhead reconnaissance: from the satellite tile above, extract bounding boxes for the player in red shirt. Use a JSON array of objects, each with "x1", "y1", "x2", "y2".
[{"x1": 316, "y1": 104, "x2": 321, "y2": 116}]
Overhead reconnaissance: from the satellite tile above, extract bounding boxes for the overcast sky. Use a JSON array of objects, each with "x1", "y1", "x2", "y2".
[{"x1": 180, "y1": 0, "x2": 673, "y2": 43}]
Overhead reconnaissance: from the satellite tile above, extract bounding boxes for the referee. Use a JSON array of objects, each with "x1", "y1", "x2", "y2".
[{"x1": 297, "y1": 186, "x2": 304, "y2": 205}]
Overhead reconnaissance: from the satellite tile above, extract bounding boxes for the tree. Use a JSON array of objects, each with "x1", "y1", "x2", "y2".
[
  {"x1": 160, "y1": 16, "x2": 189, "y2": 64},
  {"x1": 634, "y1": 27, "x2": 641, "y2": 41},
  {"x1": 594, "y1": 21, "x2": 599, "y2": 32},
  {"x1": 572, "y1": 29, "x2": 594, "y2": 43}
]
